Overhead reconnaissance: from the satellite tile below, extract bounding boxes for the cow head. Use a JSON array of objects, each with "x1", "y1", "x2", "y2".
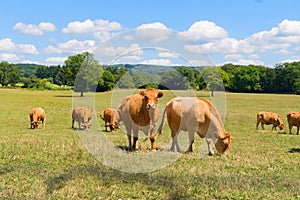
[
  {"x1": 31, "y1": 121, "x2": 39, "y2": 129},
  {"x1": 140, "y1": 88, "x2": 163, "y2": 110},
  {"x1": 215, "y1": 131, "x2": 231, "y2": 154},
  {"x1": 279, "y1": 123, "x2": 285, "y2": 130},
  {"x1": 82, "y1": 108, "x2": 92, "y2": 130}
]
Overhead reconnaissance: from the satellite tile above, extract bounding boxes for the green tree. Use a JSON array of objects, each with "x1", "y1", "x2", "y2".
[
  {"x1": 201, "y1": 66, "x2": 225, "y2": 96},
  {"x1": 97, "y1": 70, "x2": 116, "y2": 92},
  {"x1": 176, "y1": 67, "x2": 197, "y2": 89},
  {"x1": 160, "y1": 70, "x2": 188, "y2": 90},
  {"x1": 116, "y1": 72, "x2": 135, "y2": 89},
  {"x1": 0, "y1": 61, "x2": 20, "y2": 86},
  {"x1": 73, "y1": 52, "x2": 103, "y2": 96},
  {"x1": 231, "y1": 65, "x2": 261, "y2": 92}
]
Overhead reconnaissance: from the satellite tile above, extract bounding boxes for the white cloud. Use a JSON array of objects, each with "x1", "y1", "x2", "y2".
[
  {"x1": 94, "y1": 43, "x2": 143, "y2": 58},
  {"x1": 0, "y1": 53, "x2": 22, "y2": 62},
  {"x1": 13, "y1": 22, "x2": 56, "y2": 35},
  {"x1": 44, "y1": 56, "x2": 67, "y2": 64},
  {"x1": 62, "y1": 19, "x2": 122, "y2": 35},
  {"x1": 275, "y1": 49, "x2": 294, "y2": 55},
  {"x1": 226, "y1": 59, "x2": 264, "y2": 66},
  {"x1": 157, "y1": 51, "x2": 178, "y2": 58},
  {"x1": 278, "y1": 19, "x2": 300, "y2": 35},
  {"x1": 94, "y1": 19, "x2": 122, "y2": 31},
  {"x1": 39, "y1": 22, "x2": 56, "y2": 32},
  {"x1": 224, "y1": 54, "x2": 243, "y2": 60},
  {"x1": 188, "y1": 59, "x2": 213, "y2": 66},
  {"x1": 93, "y1": 31, "x2": 118, "y2": 43},
  {"x1": 136, "y1": 22, "x2": 172, "y2": 42},
  {"x1": 141, "y1": 59, "x2": 172, "y2": 66},
  {"x1": 44, "y1": 39, "x2": 96, "y2": 54},
  {"x1": 62, "y1": 19, "x2": 94, "y2": 34},
  {"x1": 180, "y1": 20, "x2": 228, "y2": 42},
  {"x1": 0, "y1": 38, "x2": 39, "y2": 54}
]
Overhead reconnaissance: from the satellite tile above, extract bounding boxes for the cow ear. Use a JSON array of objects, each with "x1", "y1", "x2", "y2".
[
  {"x1": 157, "y1": 91, "x2": 163, "y2": 98},
  {"x1": 140, "y1": 90, "x2": 145, "y2": 96}
]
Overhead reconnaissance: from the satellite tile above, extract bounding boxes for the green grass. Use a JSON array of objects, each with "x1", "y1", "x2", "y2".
[{"x1": 1, "y1": 89, "x2": 300, "y2": 199}]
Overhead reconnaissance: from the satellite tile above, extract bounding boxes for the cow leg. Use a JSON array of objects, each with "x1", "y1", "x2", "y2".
[
  {"x1": 289, "y1": 125, "x2": 292, "y2": 134},
  {"x1": 187, "y1": 131, "x2": 194, "y2": 152},
  {"x1": 132, "y1": 127, "x2": 139, "y2": 150},
  {"x1": 261, "y1": 123, "x2": 265, "y2": 129},
  {"x1": 206, "y1": 138, "x2": 214, "y2": 156},
  {"x1": 256, "y1": 122, "x2": 259, "y2": 130},
  {"x1": 297, "y1": 126, "x2": 299, "y2": 135},
  {"x1": 149, "y1": 135, "x2": 156, "y2": 151},
  {"x1": 78, "y1": 121, "x2": 81, "y2": 130},
  {"x1": 125, "y1": 127, "x2": 133, "y2": 150},
  {"x1": 72, "y1": 118, "x2": 75, "y2": 129}
]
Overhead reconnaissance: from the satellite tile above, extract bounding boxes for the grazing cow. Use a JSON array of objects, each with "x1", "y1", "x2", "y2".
[
  {"x1": 157, "y1": 97, "x2": 231, "y2": 155},
  {"x1": 100, "y1": 108, "x2": 120, "y2": 132},
  {"x1": 72, "y1": 107, "x2": 92, "y2": 130},
  {"x1": 287, "y1": 112, "x2": 300, "y2": 134},
  {"x1": 29, "y1": 107, "x2": 46, "y2": 129},
  {"x1": 118, "y1": 88, "x2": 163, "y2": 150},
  {"x1": 256, "y1": 111, "x2": 285, "y2": 130}
]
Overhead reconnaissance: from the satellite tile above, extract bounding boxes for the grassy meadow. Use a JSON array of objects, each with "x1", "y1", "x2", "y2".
[{"x1": 0, "y1": 89, "x2": 300, "y2": 199}]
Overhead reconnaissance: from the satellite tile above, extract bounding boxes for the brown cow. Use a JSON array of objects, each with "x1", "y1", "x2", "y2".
[
  {"x1": 157, "y1": 97, "x2": 231, "y2": 155},
  {"x1": 256, "y1": 111, "x2": 285, "y2": 130},
  {"x1": 100, "y1": 108, "x2": 120, "y2": 132},
  {"x1": 287, "y1": 111, "x2": 300, "y2": 134},
  {"x1": 29, "y1": 107, "x2": 46, "y2": 129},
  {"x1": 72, "y1": 107, "x2": 92, "y2": 130},
  {"x1": 118, "y1": 88, "x2": 163, "y2": 150}
]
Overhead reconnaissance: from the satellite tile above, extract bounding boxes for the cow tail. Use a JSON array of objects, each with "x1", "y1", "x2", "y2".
[{"x1": 157, "y1": 108, "x2": 166, "y2": 136}]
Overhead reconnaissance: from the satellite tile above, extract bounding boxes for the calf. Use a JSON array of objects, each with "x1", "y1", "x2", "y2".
[
  {"x1": 72, "y1": 107, "x2": 92, "y2": 130},
  {"x1": 256, "y1": 111, "x2": 285, "y2": 130},
  {"x1": 100, "y1": 108, "x2": 120, "y2": 132},
  {"x1": 29, "y1": 107, "x2": 46, "y2": 129},
  {"x1": 287, "y1": 112, "x2": 300, "y2": 134}
]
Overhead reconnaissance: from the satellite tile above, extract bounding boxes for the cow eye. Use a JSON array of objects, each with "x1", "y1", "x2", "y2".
[{"x1": 144, "y1": 96, "x2": 149, "y2": 100}]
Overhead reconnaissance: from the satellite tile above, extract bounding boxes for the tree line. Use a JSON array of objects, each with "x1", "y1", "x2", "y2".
[{"x1": 1, "y1": 52, "x2": 300, "y2": 95}]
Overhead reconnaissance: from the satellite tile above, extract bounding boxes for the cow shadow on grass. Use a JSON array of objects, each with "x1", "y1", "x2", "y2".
[
  {"x1": 288, "y1": 148, "x2": 300, "y2": 153},
  {"x1": 45, "y1": 164, "x2": 188, "y2": 199}
]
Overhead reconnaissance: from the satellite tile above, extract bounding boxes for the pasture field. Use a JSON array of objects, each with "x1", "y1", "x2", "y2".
[{"x1": 1, "y1": 89, "x2": 300, "y2": 199}]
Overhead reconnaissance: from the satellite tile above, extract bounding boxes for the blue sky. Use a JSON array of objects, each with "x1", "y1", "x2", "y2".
[{"x1": 1, "y1": 0, "x2": 300, "y2": 67}]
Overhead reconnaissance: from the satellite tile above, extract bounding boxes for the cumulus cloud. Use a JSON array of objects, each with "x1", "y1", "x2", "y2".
[
  {"x1": 44, "y1": 39, "x2": 96, "y2": 54},
  {"x1": 44, "y1": 56, "x2": 67, "y2": 64},
  {"x1": 13, "y1": 22, "x2": 56, "y2": 35},
  {"x1": 245, "y1": 19, "x2": 300, "y2": 51},
  {"x1": 62, "y1": 18, "x2": 122, "y2": 35},
  {"x1": 94, "y1": 43, "x2": 143, "y2": 58},
  {"x1": 179, "y1": 20, "x2": 228, "y2": 42},
  {"x1": 0, "y1": 38, "x2": 39, "y2": 54},
  {"x1": 136, "y1": 22, "x2": 172, "y2": 43},
  {"x1": 0, "y1": 53, "x2": 22, "y2": 62},
  {"x1": 141, "y1": 59, "x2": 172, "y2": 66}
]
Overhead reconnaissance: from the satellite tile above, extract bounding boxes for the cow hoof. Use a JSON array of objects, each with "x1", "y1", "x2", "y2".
[{"x1": 208, "y1": 152, "x2": 214, "y2": 156}]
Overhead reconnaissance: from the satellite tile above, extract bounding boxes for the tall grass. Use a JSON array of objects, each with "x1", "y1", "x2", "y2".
[{"x1": 0, "y1": 89, "x2": 300, "y2": 199}]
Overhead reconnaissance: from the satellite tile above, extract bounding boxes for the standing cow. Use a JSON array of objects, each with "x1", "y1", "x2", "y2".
[
  {"x1": 118, "y1": 88, "x2": 163, "y2": 150},
  {"x1": 157, "y1": 97, "x2": 231, "y2": 155},
  {"x1": 287, "y1": 111, "x2": 300, "y2": 134},
  {"x1": 72, "y1": 107, "x2": 92, "y2": 130},
  {"x1": 256, "y1": 111, "x2": 285, "y2": 130},
  {"x1": 100, "y1": 108, "x2": 120, "y2": 132},
  {"x1": 29, "y1": 107, "x2": 46, "y2": 129}
]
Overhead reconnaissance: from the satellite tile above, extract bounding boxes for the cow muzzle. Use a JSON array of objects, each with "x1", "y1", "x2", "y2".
[{"x1": 147, "y1": 103, "x2": 156, "y2": 110}]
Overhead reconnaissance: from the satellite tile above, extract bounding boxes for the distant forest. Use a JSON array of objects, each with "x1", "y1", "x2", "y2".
[{"x1": 1, "y1": 52, "x2": 300, "y2": 94}]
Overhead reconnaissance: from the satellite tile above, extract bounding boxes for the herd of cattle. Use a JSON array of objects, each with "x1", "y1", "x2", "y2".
[{"x1": 29, "y1": 88, "x2": 299, "y2": 156}]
